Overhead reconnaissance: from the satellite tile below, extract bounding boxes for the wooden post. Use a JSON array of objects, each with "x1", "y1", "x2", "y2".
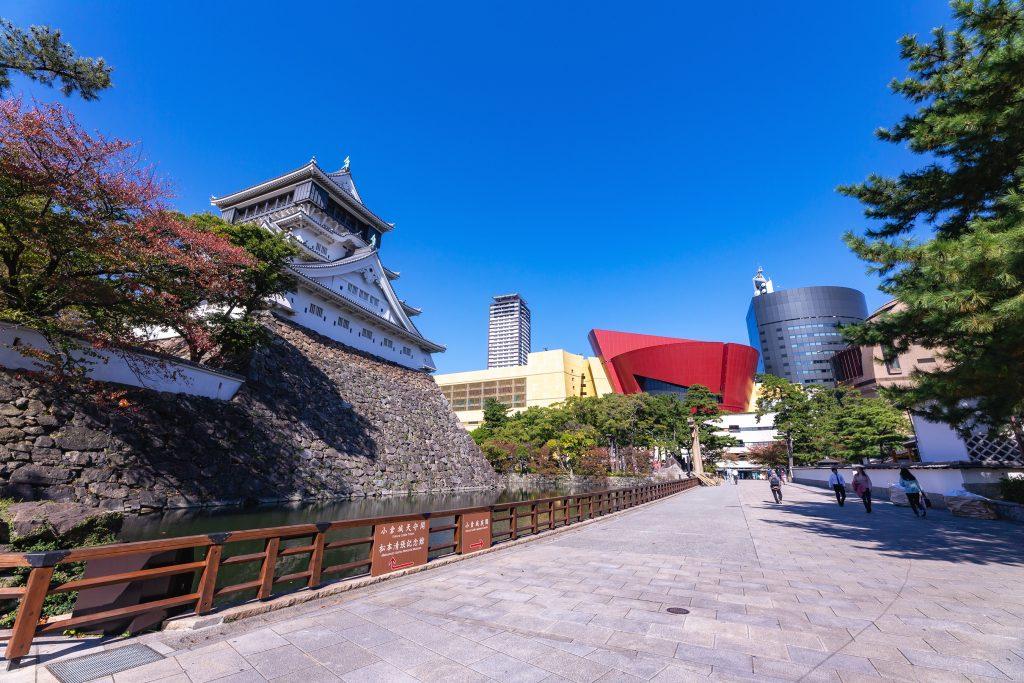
[
  {"x1": 258, "y1": 537, "x2": 280, "y2": 600},
  {"x1": 548, "y1": 501, "x2": 555, "y2": 530},
  {"x1": 510, "y1": 506, "x2": 518, "y2": 540},
  {"x1": 195, "y1": 544, "x2": 223, "y2": 614},
  {"x1": 5, "y1": 565, "x2": 55, "y2": 661},
  {"x1": 531, "y1": 504, "x2": 538, "y2": 534},
  {"x1": 307, "y1": 530, "x2": 326, "y2": 589}
]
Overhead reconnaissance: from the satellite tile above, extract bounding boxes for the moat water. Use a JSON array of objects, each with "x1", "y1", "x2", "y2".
[{"x1": 118, "y1": 484, "x2": 579, "y2": 542}]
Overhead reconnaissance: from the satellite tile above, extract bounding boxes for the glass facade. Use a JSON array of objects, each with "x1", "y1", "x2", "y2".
[{"x1": 746, "y1": 286, "x2": 867, "y2": 386}]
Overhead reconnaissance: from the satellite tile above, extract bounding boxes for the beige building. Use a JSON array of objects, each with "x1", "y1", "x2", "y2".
[
  {"x1": 830, "y1": 300, "x2": 945, "y2": 397},
  {"x1": 435, "y1": 350, "x2": 611, "y2": 429}
]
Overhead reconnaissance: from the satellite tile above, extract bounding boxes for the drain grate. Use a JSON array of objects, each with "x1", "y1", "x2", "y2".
[
  {"x1": 666, "y1": 607, "x2": 690, "y2": 615},
  {"x1": 46, "y1": 643, "x2": 164, "y2": 683}
]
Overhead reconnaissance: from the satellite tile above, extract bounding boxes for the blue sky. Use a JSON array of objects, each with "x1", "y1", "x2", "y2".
[{"x1": 6, "y1": 1, "x2": 952, "y2": 373}]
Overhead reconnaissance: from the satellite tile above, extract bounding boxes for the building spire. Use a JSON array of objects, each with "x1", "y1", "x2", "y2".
[{"x1": 753, "y1": 266, "x2": 774, "y2": 296}]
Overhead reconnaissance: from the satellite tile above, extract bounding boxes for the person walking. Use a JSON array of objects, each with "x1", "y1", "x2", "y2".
[
  {"x1": 828, "y1": 466, "x2": 847, "y2": 506},
  {"x1": 768, "y1": 469, "x2": 783, "y2": 503},
  {"x1": 899, "y1": 467, "x2": 926, "y2": 517},
  {"x1": 852, "y1": 467, "x2": 872, "y2": 513}
]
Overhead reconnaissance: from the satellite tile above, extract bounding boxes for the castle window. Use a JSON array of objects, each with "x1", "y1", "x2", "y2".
[
  {"x1": 347, "y1": 283, "x2": 358, "y2": 295},
  {"x1": 360, "y1": 328, "x2": 373, "y2": 340},
  {"x1": 401, "y1": 346, "x2": 412, "y2": 356},
  {"x1": 309, "y1": 303, "x2": 324, "y2": 317},
  {"x1": 382, "y1": 338, "x2": 394, "y2": 349},
  {"x1": 338, "y1": 317, "x2": 350, "y2": 329}
]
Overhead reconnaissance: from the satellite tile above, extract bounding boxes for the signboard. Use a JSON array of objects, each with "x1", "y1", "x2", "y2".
[
  {"x1": 370, "y1": 519, "x2": 429, "y2": 576},
  {"x1": 458, "y1": 511, "x2": 491, "y2": 554}
]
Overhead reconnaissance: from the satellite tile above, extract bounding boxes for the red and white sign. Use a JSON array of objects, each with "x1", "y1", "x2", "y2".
[
  {"x1": 370, "y1": 519, "x2": 429, "y2": 576},
  {"x1": 458, "y1": 511, "x2": 492, "y2": 554}
]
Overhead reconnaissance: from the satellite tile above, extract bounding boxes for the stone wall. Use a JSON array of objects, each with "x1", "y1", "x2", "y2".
[{"x1": 0, "y1": 316, "x2": 496, "y2": 510}]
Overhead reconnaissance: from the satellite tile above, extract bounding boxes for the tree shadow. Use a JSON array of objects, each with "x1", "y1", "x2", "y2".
[{"x1": 757, "y1": 486, "x2": 1024, "y2": 567}]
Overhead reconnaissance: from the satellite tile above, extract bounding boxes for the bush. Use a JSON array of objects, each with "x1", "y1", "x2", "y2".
[{"x1": 999, "y1": 476, "x2": 1024, "y2": 504}]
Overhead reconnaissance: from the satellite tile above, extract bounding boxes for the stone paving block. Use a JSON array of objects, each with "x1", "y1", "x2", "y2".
[
  {"x1": 226, "y1": 628, "x2": 292, "y2": 656},
  {"x1": 271, "y1": 664, "x2": 343, "y2": 682},
  {"x1": 269, "y1": 616, "x2": 325, "y2": 634},
  {"x1": 244, "y1": 643, "x2": 319, "y2": 679},
  {"x1": 282, "y1": 626, "x2": 351, "y2": 653},
  {"x1": 482, "y1": 631, "x2": 557, "y2": 660},
  {"x1": 175, "y1": 642, "x2": 254, "y2": 683},
  {"x1": 584, "y1": 648, "x2": 674, "y2": 678},
  {"x1": 785, "y1": 646, "x2": 878, "y2": 676},
  {"x1": 529, "y1": 648, "x2": 613, "y2": 682},
  {"x1": 899, "y1": 648, "x2": 1010, "y2": 679},
  {"x1": 674, "y1": 642, "x2": 754, "y2": 674},
  {"x1": 308, "y1": 641, "x2": 381, "y2": 676},
  {"x1": 340, "y1": 660, "x2": 419, "y2": 682},
  {"x1": 646, "y1": 622, "x2": 716, "y2": 647},
  {"x1": 604, "y1": 631, "x2": 679, "y2": 657},
  {"x1": 110, "y1": 656, "x2": 184, "y2": 683},
  {"x1": 339, "y1": 621, "x2": 400, "y2": 648},
  {"x1": 545, "y1": 620, "x2": 617, "y2": 646},
  {"x1": 587, "y1": 614, "x2": 652, "y2": 635},
  {"x1": 469, "y1": 651, "x2": 551, "y2": 682},
  {"x1": 368, "y1": 637, "x2": 448, "y2": 671},
  {"x1": 407, "y1": 659, "x2": 492, "y2": 682},
  {"x1": 869, "y1": 658, "x2": 969, "y2": 682}
]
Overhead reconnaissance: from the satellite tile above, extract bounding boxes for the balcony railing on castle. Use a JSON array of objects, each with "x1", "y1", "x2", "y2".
[{"x1": 0, "y1": 478, "x2": 698, "y2": 662}]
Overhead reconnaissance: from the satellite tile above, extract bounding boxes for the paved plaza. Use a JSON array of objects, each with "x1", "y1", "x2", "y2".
[{"x1": 9, "y1": 481, "x2": 1024, "y2": 682}]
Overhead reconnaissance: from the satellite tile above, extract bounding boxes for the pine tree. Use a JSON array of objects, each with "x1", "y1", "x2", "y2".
[
  {"x1": 0, "y1": 19, "x2": 112, "y2": 99},
  {"x1": 839, "y1": 0, "x2": 1024, "y2": 450}
]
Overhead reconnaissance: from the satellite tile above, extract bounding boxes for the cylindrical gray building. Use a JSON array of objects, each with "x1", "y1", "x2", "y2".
[{"x1": 746, "y1": 285, "x2": 868, "y2": 386}]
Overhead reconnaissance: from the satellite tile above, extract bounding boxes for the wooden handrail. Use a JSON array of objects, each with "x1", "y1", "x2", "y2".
[{"x1": 0, "y1": 477, "x2": 697, "y2": 661}]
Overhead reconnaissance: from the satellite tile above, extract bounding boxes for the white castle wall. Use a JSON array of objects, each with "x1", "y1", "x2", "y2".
[{"x1": 0, "y1": 322, "x2": 243, "y2": 400}]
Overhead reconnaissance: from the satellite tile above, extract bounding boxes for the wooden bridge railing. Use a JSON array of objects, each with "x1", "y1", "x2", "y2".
[{"x1": 0, "y1": 477, "x2": 698, "y2": 661}]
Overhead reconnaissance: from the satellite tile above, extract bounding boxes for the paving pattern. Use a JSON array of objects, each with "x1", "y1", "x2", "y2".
[{"x1": 8, "y1": 481, "x2": 1024, "y2": 682}]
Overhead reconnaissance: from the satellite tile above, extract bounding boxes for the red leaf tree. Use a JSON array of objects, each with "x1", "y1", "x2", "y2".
[{"x1": 0, "y1": 98, "x2": 253, "y2": 374}]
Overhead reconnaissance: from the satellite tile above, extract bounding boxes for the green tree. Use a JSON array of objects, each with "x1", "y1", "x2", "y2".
[
  {"x1": 0, "y1": 20, "x2": 112, "y2": 99},
  {"x1": 679, "y1": 385, "x2": 722, "y2": 475},
  {"x1": 831, "y1": 392, "x2": 911, "y2": 462},
  {"x1": 754, "y1": 374, "x2": 815, "y2": 471},
  {"x1": 160, "y1": 213, "x2": 298, "y2": 367},
  {"x1": 482, "y1": 397, "x2": 510, "y2": 429},
  {"x1": 838, "y1": 0, "x2": 1024, "y2": 451}
]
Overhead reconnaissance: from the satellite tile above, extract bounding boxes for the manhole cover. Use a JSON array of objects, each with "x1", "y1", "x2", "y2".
[
  {"x1": 666, "y1": 607, "x2": 690, "y2": 615},
  {"x1": 46, "y1": 643, "x2": 164, "y2": 683}
]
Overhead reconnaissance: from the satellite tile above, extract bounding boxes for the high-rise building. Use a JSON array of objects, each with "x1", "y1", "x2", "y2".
[
  {"x1": 745, "y1": 269, "x2": 867, "y2": 386},
  {"x1": 487, "y1": 294, "x2": 531, "y2": 368}
]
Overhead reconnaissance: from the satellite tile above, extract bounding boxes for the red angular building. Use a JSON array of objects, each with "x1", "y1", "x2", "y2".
[{"x1": 588, "y1": 329, "x2": 759, "y2": 413}]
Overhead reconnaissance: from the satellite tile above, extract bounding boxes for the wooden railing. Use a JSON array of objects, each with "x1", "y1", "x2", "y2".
[{"x1": 0, "y1": 478, "x2": 697, "y2": 661}]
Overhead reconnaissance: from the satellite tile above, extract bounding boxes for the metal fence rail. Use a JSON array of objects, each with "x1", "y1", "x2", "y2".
[{"x1": 0, "y1": 478, "x2": 698, "y2": 661}]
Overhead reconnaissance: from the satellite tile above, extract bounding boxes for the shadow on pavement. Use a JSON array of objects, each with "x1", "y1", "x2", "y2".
[{"x1": 755, "y1": 485, "x2": 1024, "y2": 567}]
